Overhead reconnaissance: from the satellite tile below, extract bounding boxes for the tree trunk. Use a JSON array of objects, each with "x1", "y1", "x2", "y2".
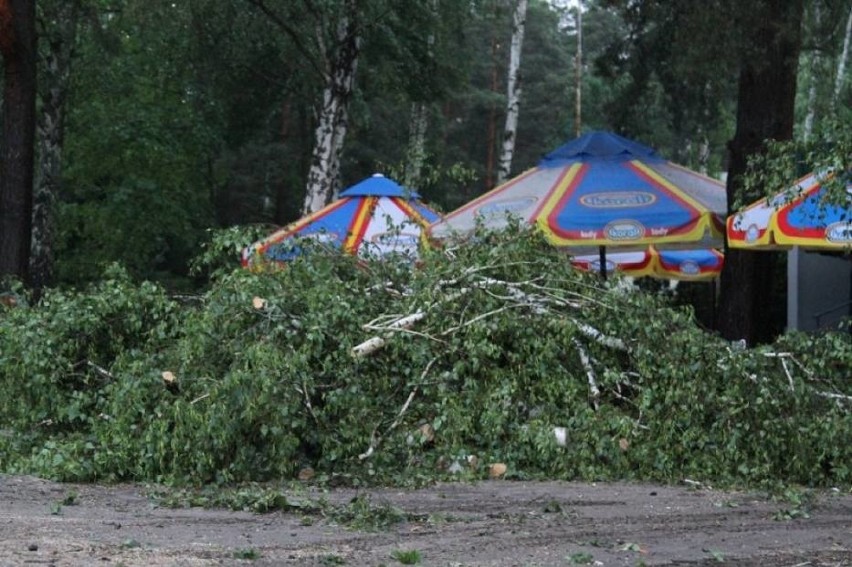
[
  {"x1": 573, "y1": 2, "x2": 582, "y2": 137},
  {"x1": 274, "y1": 98, "x2": 292, "y2": 225},
  {"x1": 0, "y1": 0, "x2": 37, "y2": 284},
  {"x1": 30, "y1": 0, "x2": 80, "y2": 292},
  {"x1": 484, "y1": 34, "x2": 499, "y2": 190},
  {"x1": 697, "y1": 133, "x2": 710, "y2": 174},
  {"x1": 716, "y1": 0, "x2": 804, "y2": 345},
  {"x1": 301, "y1": 6, "x2": 360, "y2": 215},
  {"x1": 803, "y1": 3, "x2": 820, "y2": 141},
  {"x1": 496, "y1": 0, "x2": 527, "y2": 186},
  {"x1": 833, "y1": 4, "x2": 852, "y2": 108},
  {"x1": 403, "y1": 102, "x2": 428, "y2": 190}
]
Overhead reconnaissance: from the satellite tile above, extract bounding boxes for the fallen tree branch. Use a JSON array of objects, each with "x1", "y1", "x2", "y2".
[
  {"x1": 781, "y1": 358, "x2": 795, "y2": 392},
  {"x1": 814, "y1": 390, "x2": 852, "y2": 403},
  {"x1": 763, "y1": 351, "x2": 815, "y2": 379},
  {"x1": 354, "y1": 273, "x2": 623, "y2": 358},
  {"x1": 296, "y1": 381, "x2": 320, "y2": 425},
  {"x1": 87, "y1": 360, "x2": 115, "y2": 382},
  {"x1": 569, "y1": 319, "x2": 628, "y2": 351},
  {"x1": 352, "y1": 312, "x2": 427, "y2": 357},
  {"x1": 574, "y1": 339, "x2": 600, "y2": 410},
  {"x1": 190, "y1": 393, "x2": 210, "y2": 405},
  {"x1": 473, "y1": 276, "x2": 550, "y2": 314},
  {"x1": 352, "y1": 336, "x2": 386, "y2": 358},
  {"x1": 440, "y1": 304, "x2": 521, "y2": 336},
  {"x1": 359, "y1": 358, "x2": 438, "y2": 460}
]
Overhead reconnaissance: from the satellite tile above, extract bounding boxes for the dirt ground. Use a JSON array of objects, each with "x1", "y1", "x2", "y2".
[{"x1": 0, "y1": 474, "x2": 850, "y2": 567}]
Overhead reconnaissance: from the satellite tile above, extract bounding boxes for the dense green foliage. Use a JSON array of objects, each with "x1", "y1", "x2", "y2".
[{"x1": 1, "y1": 230, "x2": 849, "y2": 488}]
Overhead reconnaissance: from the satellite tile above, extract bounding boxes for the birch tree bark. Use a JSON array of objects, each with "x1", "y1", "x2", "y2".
[
  {"x1": 402, "y1": 0, "x2": 437, "y2": 191},
  {"x1": 0, "y1": 0, "x2": 37, "y2": 283},
  {"x1": 246, "y1": 0, "x2": 361, "y2": 216},
  {"x1": 403, "y1": 102, "x2": 429, "y2": 190},
  {"x1": 302, "y1": 5, "x2": 360, "y2": 213},
  {"x1": 496, "y1": 0, "x2": 528, "y2": 186},
  {"x1": 30, "y1": 0, "x2": 81, "y2": 291}
]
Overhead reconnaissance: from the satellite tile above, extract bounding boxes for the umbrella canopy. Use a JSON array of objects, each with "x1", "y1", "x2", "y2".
[
  {"x1": 571, "y1": 247, "x2": 724, "y2": 281},
  {"x1": 727, "y1": 170, "x2": 852, "y2": 250},
  {"x1": 242, "y1": 174, "x2": 440, "y2": 269},
  {"x1": 428, "y1": 131, "x2": 727, "y2": 278},
  {"x1": 430, "y1": 131, "x2": 727, "y2": 249}
]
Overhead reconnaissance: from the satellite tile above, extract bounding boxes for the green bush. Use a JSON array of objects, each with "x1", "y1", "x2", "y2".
[{"x1": 1, "y1": 230, "x2": 849, "y2": 488}]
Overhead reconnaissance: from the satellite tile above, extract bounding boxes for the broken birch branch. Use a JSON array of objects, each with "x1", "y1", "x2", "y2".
[
  {"x1": 814, "y1": 391, "x2": 852, "y2": 403},
  {"x1": 190, "y1": 393, "x2": 210, "y2": 405},
  {"x1": 574, "y1": 338, "x2": 600, "y2": 410},
  {"x1": 352, "y1": 336, "x2": 387, "y2": 358},
  {"x1": 352, "y1": 312, "x2": 426, "y2": 357},
  {"x1": 569, "y1": 319, "x2": 628, "y2": 351},
  {"x1": 440, "y1": 304, "x2": 520, "y2": 336},
  {"x1": 87, "y1": 360, "x2": 115, "y2": 381},
  {"x1": 359, "y1": 358, "x2": 437, "y2": 460}
]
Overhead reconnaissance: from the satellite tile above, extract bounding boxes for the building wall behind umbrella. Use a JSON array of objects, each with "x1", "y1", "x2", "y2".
[{"x1": 789, "y1": 250, "x2": 852, "y2": 331}]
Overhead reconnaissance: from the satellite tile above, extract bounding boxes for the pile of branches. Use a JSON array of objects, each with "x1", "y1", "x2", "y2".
[{"x1": 0, "y1": 229, "x2": 849, "y2": 488}]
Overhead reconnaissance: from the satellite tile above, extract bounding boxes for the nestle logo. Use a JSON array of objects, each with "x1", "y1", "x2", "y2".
[
  {"x1": 604, "y1": 221, "x2": 645, "y2": 241},
  {"x1": 580, "y1": 192, "x2": 656, "y2": 208},
  {"x1": 745, "y1": 224, "x2": 760, "y2": 243},
  {"x1": 476, "y1": 197, "x2": 537, "y2": 218},
  {"x1": 825, "y1": 222, "x2": 852, "y2": 243},
  {"x1": 303, "y1": 232, "x2": 340, "y2": 245},
  {"x1": 372, "y1": 232, "x2": 420, "y2": 246},
  {"x1": 679, "y1": 261, "x2": 700, "y2": 275}
]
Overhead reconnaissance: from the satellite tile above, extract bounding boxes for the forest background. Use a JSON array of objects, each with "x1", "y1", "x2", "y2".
[{"x1": 0, "y1": 0, "x2": 850, "y2": 338}]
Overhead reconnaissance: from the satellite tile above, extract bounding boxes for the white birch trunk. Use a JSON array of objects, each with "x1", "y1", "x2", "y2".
[
  {"x1": 496, "y1": 0, "x2": 528, "y2": 186},
  {"x1": 404, "y1": 102, "x2": 428, "y2": 189},
  {"x1": 302, "y1": 6, "x2": 361, "y2": 215},
  {"x1": 833, "y1": 4, "x2": 852, "y2": 107},
  {"x1": 403, "y1": 0, "x2": 436, "y2": 190},
  {"x1": 698, "y1": 135, "x2": 710, "y2": 174}
]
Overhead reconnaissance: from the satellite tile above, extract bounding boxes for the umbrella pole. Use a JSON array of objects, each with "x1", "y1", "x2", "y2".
[{"x1": 598, "y1": 246, "x2": 607, "y2": 280}]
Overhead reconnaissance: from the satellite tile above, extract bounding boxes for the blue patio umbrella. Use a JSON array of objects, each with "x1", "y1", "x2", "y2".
[
  {"x1": 429, "y1": 131, "x2": 727, "y2": 279},
  {"x1": 242, "y1": 174, "x2": 440, "y2": 269}
]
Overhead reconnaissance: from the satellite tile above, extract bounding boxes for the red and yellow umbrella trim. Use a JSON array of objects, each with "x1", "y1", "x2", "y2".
[{"x1": 536, "y1": 161, "x2": 722, "y2": 247}]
